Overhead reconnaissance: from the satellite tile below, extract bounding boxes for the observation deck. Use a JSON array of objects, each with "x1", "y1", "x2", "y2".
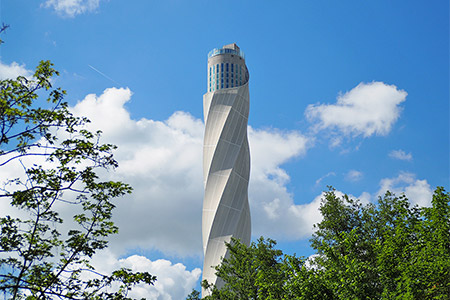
[{"x1": 208, "y1": 47, "x2": 245, "y2": 59}]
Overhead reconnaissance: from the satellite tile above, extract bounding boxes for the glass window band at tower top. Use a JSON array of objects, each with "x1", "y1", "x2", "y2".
[{"x1": 207, "y1": 43, "x2": 250, "y2": 92}]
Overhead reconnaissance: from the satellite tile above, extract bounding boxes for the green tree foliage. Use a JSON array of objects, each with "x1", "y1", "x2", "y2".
[
  {"x1": 185, "y1": 289, "x2": 201, "y2": 300},
  {"x1": 202, "y1": 237, "x2": 286, "y2": 299},
  {"x1": 197, "y1": 187, "x2": 450, "y2": 300},
  {"x1": 200, "y1": 237, "x2": 331, "y2": 300},
  {"x1": 312, "y1": 187, "x2": 450, "y2": 299},
  {"x1": 0, "y1": 59, "x2": 155, "y2": 299}
]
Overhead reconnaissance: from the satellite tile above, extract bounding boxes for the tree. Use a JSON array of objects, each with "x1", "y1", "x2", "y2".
[
  {"x1": 202, "y1": 237, "x2": 286, "y2": 299},
  {"x1": 197, "y1": 187, "x2": 449, "y2": 300},
  {"x1": 311, "y1": 187, "x2": 450, "y2": 299},
  {"x1": 0, "y1": 56, "x2": 155, "y2": 298},
  {"x1": 199, "y1": 237, "x2": 332, "y2": 300},
  {"x1": 185, "y1": 289, "x2": 201, "y2": 300}
]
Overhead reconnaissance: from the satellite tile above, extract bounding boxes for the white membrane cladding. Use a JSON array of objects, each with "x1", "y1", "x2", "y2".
[{"x1": 202, "y1": 82, "x2": 251, "y2": 295}]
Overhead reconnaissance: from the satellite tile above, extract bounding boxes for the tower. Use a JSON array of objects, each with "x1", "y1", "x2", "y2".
[{"x1": 202, "y1": 43, "x2": 251, "y2": 295}]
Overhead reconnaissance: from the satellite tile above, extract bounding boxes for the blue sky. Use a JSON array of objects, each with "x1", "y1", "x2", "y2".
[{"x1": 1, "y1": 0, "x2": 448, "y2": 298}]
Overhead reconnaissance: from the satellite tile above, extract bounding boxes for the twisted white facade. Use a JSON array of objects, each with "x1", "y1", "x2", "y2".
[{"x1": 202, "y1": 43, "x2": 251, "y2": 296}]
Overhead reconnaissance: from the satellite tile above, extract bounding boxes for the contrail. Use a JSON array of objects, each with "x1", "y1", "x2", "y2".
[{"x1": 88, "y1": 64, "x2": 121, "y2": 86}]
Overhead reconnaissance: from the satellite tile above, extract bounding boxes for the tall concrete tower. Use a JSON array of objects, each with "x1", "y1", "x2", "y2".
[{"x1": 202, "y1": 43, "x2": 251, "y2": 295}]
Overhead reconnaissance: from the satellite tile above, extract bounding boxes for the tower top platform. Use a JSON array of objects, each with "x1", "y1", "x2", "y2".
[{"x1": 208, "y1": 43, "x2": 245, "y2": 60}]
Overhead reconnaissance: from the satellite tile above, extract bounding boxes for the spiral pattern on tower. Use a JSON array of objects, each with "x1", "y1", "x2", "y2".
[{"x1": 202, "y1": 43, "x2": 251, "y2": 296}]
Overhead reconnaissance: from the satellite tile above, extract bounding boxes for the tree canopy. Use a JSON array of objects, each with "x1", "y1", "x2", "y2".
[
  {"x1": 0, "y1": 57, "x2": 155, "y2": 299},
  {"x1": 197, "y1": 187, "x2": 450, "y2": 300}
]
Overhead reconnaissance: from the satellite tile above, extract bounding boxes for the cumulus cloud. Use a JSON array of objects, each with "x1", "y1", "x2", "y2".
[
  {"x1": 345, "y1": 170, "x2": 363, "y2": 182},
  {"x1": 43, "y1": 0, "x2": 103, "y2": 17},
  {"x1": 389, "y1": 149, "x2": 412, "y2": 161},
  {"x1": 279, "y1": 189, "x2": 370, "y2": 238},
  {"x1": 0, "y1": 88, "x2": 201, "y2": 299},
  {"x1": 0, "y1": 61, "x2": 32, "y2": 80},
  {"x1": 89, "y1": 251, "x2": 201, "y2": 300},
  {"x1": 306, "y1": 81, "x2": 407, "y2": 138},
  {"x1": 67, "y1": 87, "x2": 317, "y2": 256},
  {"x1": 248, "y1": 128, "x2": 317, "y2": 238},
  {"x1": 70, "y1": 88, "x2": 203, "y2": 256},
  {"x1": 378, "y1": 172, "x2": 433, "y2": 207},
  {"x1": 249, "y1": 127, "x2": 310, "y2": 185}
]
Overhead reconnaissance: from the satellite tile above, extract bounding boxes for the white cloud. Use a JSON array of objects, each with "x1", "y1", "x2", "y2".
[
  {"x1": 255, "y1": 192, "x2": 321, "y2": 238},
  {"x1": 378, "y1": 172, "x2": 433, "y2": 207},
  {"x1": 43, "y1": 0, "x2": 102, "y2": 17},
  {"x1": 90, "y1": 251, "x2": 201, "y2": 300},
  {"x1": 345, "y1": 169, "x2": 363, "y2": 182},
  {"x1": 248, "y1": 127, "x2": 310, "y2": 185},
  {"x1": 245, "y1": 126, "x2": 344, "y2": 240},
  {"x1": 0, "y1": 123, "x2": 200, "y2": 300},
  {"x1": 0, "y1": 61, "x2": 32, "y2": 80},
  {"x1": 305, "y1": 81, "x2": 407, "y2": 138},
  {"x1": 277, "y1": 189, "x2": 368, "y2": 238},
  {"x1": 389, "y1": 149, "x2": 413, "y2": 161},
  {"x1": 248, "y1": 128, "x2": 319, "y2": 238},
  {"x1": 358, "y1": 191, "x2": 372, "y2": 205},
  {"x1": 329, "y1": 136, "x2": 343, "y2": 148},
  {"x1": 70, "y1": 88, "x2": 204, "y2": 256}
]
